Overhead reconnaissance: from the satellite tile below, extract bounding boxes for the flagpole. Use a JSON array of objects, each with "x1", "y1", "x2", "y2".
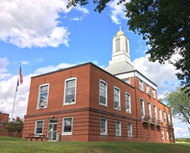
[{"x1": 11, "y1": 82, "x2": 18, "y2": 121}]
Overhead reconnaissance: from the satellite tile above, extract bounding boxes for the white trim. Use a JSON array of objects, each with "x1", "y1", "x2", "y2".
[
  {"x1": 140, "y1": 98, "x2": 145, "y2": 117},
  {"x1": 162, "y1": 130, "x2": 164, "y2": 139},
  {"x1": 34, "y1": 120, "x2": 44, "y2": 135},
  {"x1": 100, "y1": 118, "x2": 108, "y2": 135},
  {"x1": 153, "y1": 104, "x2": 157, "y2": 122},
  {"x1": 114, "y1": 86, "x2": 121, "y2": 110},
  {"x1": 37, "y1": 83, "x2": 50, "y2": 109},
  {"x1": 139, "y1": 79, "x2": 143, "y2": 91},
  {"x1": 159, "y1": 108, "x2": 162, "y2": 122},
  {"x1": 62, "y1": 117, "x2": 73, "y2": 135},
  {"x1": 127, "y1": 123, "x2": 133, "y2": 137},
  {"x1": 167, "y1": 112, "x2": 171, "y2": 125},
  {"x1": 63, "y1": 77, "x2": 77, "y2": 105},
  {"x1": 147, "y1": 101, "x2": 151, "y2": 120},
  {"x1": 166, "y1": 130, "x2": 169, "y2": 140},
  {"x1": 99, "y1": 79, "x2": 108, "y2": 107},
  {"x1": 163, "y1": 110, "x2": 167, "y2": 124},
  {"x1": 125, "y1": 92, "x2": 131, "y2": 114},
  {"x1": 115, "y1": 120, "x2": 121, "y2": 136}
]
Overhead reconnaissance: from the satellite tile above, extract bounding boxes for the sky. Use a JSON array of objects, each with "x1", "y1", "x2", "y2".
[{"x1": 0, "y1": 0, "x2": 189, "y2": 138}]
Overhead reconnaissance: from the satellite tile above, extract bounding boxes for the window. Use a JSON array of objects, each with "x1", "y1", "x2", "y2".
[
  {"x1": 139, "y1": 80, "x2": 143, "y2": 91},
  {"x1": 116, "y1": 38, "x2": 120, "y2": 52},
  {"x1": 162, "y1": 130, "x2": 164, "y2": 139},
  {"x1": 159, "y1": 108, "x2": 162, "y2": 123},
  {"x1": 64, "y1": 78, "x2": 76, "y2": 105},
  {"x1": 35, "y1": 120, "x2": 44, "y2": 135},
  {"x1": 163, "y1": 111, "x2": 167, "y2": 124},
  {"x1": 168, "y1": 113, "x2": 171, "y2": 125},
  {"x1": 140, "y1": 98, "x2": 145, "y2": 118},
  {"x1": 126, "y1": 92, "x2": 131, "y2": 113},
  {"x1": 38, "y1": 84, "x2": 49, "y2": 108},
  {"x1": 115, "y1": 121, "x2": 121, "y2": 136},
  {"x1": 146, "y1": 84, "x2": 150, "y2": 94},
  {"x1": 124, "y1": 78, "x2": 130, "y2": 84},
  {"x1": 99, "y1": 80, "x2": 107, "y2": 106},
  {"x1": 153, "y1": 105, "x2": 157, "y2": 123},
  {"x1": 152, "y1": 89, "x2": 155, "y2": 98},
  {"x1": 147, "y1": 102, "x2": 151, "y2": 121},
  {"x1": 166, "y1": 131, "x2": 169, "y2": 139},
  {"x1": 127, "y1": 123, "x2": 133, "y2": 137},
  {"x1": 100, "y1": 118, "x2": 107, "y2": 135},
  {"x1": 170, "y1": 132, "x2": 173, "y2": 140},
  {"x1": 62, "y1": 117, "x2": 73, "y2": 135},
  {"x1": 114, "y1": 87, "x2": 120, "y2": 110}
]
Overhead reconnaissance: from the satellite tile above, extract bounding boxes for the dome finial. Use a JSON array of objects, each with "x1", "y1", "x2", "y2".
[{"x1": 116, "y1": 26, "x2": 124, "y2": 36}]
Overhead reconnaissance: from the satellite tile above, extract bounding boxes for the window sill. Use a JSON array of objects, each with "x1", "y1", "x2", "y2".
[
  {"x1": 116, "y1": 135, "x2": 122, "y2": 137},
  {"x1": 114, "y1": 108, "x2": 121, "y2": 111},
  {"x1": 37, "y1": 107, "x2": 47, "y2": 109},
  {"x1": 100, "y1": 133, "x2": 108, "y2": 136},
  {"x1": 63, "y1": 102, "x2": 76, "y2": 106},
  {"x1": 126, "y1": 112, "x2": 132, "y2": 114},
  {"x1": 99, "y1": 103, "x2": 108, "y2": 107},
  {"x1": 62, "y1": 133, "x2": 72, "y2": 135}
]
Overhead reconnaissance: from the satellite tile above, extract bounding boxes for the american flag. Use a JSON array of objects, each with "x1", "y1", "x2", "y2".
[{"x1": 19, "y1": 66, "x2": 23, "y2": 84}]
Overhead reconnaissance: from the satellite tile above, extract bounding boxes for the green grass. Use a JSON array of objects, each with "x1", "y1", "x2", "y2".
[{"x1": 0, "y1": 136, "x2": 190, "y2": 153}]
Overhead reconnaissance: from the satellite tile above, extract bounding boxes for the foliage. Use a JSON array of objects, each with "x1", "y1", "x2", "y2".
[
  {"x1": 125, "y1": 0, "x2": 190, "y2": 94},
  {"x1": 165, "y1": 87, "x2": 190, "y2": 127},
  {"x1": 3, "y1": 119, "x2": 23, "y2": 136},
  {"x1": 175, "y1": 138, "x2": 190, "y2": 143},
  {"x1": 67, "y1": 0, "x2": 190, "y2": 94},
  {"x1": 1, "y1": 136, "x2": 190, "y2": 153}
]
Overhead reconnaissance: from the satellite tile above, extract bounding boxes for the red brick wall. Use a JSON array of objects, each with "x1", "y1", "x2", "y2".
[
  {"x1": 0, "y1": 113, "x2": 9, "y2": 122},
  {"x1": 23, "y1": 63, "x2": 174, "y2": 143}
]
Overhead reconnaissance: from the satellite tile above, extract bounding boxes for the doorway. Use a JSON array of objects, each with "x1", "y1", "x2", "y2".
[{"x1": 48, "y1": 119, "x2": 58, "y2": 141}]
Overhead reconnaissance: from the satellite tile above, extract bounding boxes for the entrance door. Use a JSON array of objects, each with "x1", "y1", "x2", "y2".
[{"x1": 48, "y1": 119, "x2": 58, "y2": 141}]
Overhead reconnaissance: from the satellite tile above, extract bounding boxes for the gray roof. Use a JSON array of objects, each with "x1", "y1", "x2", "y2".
[{"x1": 105, "y1": 61, "x2": 135, "y2": 75}]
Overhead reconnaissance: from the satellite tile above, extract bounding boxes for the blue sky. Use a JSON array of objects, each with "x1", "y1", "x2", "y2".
[{"x1": 0, "y1": 0, "x2": 189, "y2": 138}]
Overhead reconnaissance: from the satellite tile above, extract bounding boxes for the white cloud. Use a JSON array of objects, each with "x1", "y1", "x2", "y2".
[
  {"x1": 0, "y1": 57, "x2": 11, "y2": 80},
  {"x1": 132, "y1": 55, "x2": 179, "y2": 96},
  {"x1": 0, "y1": 0, "x2": 88, "y2": 48},
  {"x1": 72, "y1": 17, "x2": 83, "y2": 21},
  {"x1": 21, "y1": 61, "x2": 29, "y2": 65},
  {"x1": 108, "y1": 0, "x2": 130, "y2": 24},
  {"x1": 174, "y1": 127, "x2": 190, "y2": 138},
  {"x1": 0, "y1": 58, "x2": 75, "y2": 119}
]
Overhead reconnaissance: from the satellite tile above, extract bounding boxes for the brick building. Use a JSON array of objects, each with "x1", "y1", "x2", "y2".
[{"x1": 22, "y1": 28, "x2": 174, "y2": 142}]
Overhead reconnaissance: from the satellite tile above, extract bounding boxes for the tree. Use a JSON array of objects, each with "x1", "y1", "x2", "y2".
[
  {"x1": 68, "y1": 0, "x2": 190, "y2": 94},
  {"x1": 3, "y1": 119, "x2": 23, "y2": 136},
  {"x1": 165, "y1": 87, "x2": 190, "y2": 128}
]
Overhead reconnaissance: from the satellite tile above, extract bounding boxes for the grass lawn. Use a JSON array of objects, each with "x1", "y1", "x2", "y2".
[{"x1": 0, "y1": 136, "x2": 190, "y2": 153}]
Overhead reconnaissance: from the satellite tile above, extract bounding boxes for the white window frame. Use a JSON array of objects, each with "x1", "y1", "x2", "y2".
[
  {"x1": 125, "y1": 92, "x2": 131, "y2": 114},
  {"x1": 115, "y1": 121, "x2": 121, "y2": 136},
  {"x1": 146, "y1": 84, "x2": 150, "y2": 94},
  {"x1": 163, "y1": 111, "x2": 167, "y2": 124},
  {"x1": 127, "y1": 123, "x2": 133, "y2": 137},
  {"x1": 170, "y1": 132, "x2": 173, "y2": 140},
  {"x1": 100, "y1": 118, "x2": 107, "y2": 135},
  {"x1": 99, "y1": 80, "x2": 108, "y2": 107},
  {"x1": 152, "y1": 89, "x2": 155, "y2": 98},
  {"x1": 159, "y1": 108, "x2": 162, "y2": 123},
  {"x1": 166, "y1": 131, "x2": 169, "y2": 140},
  {"x1": 62, "y1": 117, "x2": 73, "y2": 135},
  {"x1": 139, "y1": 80, "x2": 143, "y2": 91},
  {"x1": 147, "y1": 102, "x2": 151, "y2": 121},
  {"x1": 162, "y1": 130, "x2": 164, "y2": 139},
  {"x1": 153, "y1": 105, "x2": 157, "y2": 123},
  {"x1": 64, "y1": 78, "x2": 77, "y2": 105},
  {"x1": 168, "y1": 113, "x2": 171, "y2": 125},
  {"x1": 114, "y1": 86, "x2": 120, "y2": 110},
  {"x1": 34, "y1": 120, "x2": 44, "y2": 135},
  {"x1": 140, "y1": 98, "x2": 145, "y2": 118},
  {"x1": 37, "y1": 83, "x2": 49, "y2": 109}
]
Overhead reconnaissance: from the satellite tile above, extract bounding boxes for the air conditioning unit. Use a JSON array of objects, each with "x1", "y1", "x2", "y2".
[
  {"x1": 39, "y1": 101, "x2": 46, "y2": 107},
  {"x1": 147, "y1": 91, "x2": 150, "y2": 95},
  {"x1": 141, "y1": 116, "x2": 145, "y2": 120},
  {"x1": 160, "y1": 119, "x2": 163, "y2": 123},
  {"x1": 116, "y1": 131, "x2": 120, "y2": 135}
]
